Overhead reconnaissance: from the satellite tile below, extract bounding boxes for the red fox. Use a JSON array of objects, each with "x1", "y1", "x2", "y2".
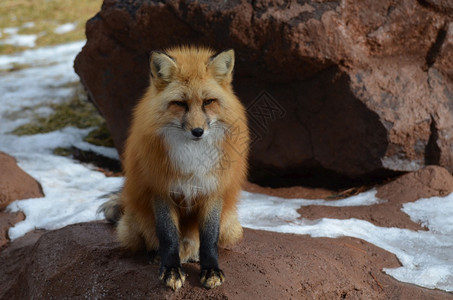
[{"x1": 99, "y1": 46, "x2": 249, "y2": 290}]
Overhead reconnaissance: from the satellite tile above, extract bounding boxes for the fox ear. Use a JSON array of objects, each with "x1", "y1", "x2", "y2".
[
  {"x1": 208, "y1": 49, "x2": 235, "y2": 83},
  {"x1": 150, "y1": 51, "x2": 177, "y2": 85}
]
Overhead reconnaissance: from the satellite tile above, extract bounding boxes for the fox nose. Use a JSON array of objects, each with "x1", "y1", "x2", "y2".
[{"x1": 191, "y1": 128, "x2": 204, "y2": 138}]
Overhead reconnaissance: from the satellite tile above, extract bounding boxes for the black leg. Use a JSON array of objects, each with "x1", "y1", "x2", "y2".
[
  {"x1": 147, "y1": 250, "x2": 159, "y2": 264},
  {"x1": 154, "y1": 200, "x2": 186, "y2": 290},
  {"x1": 199, "y1": 202, "x2": 225, "y2": 289}
]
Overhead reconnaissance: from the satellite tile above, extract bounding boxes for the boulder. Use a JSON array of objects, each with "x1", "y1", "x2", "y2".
[
  {"x1": 1, "y1": 222, "x2": 451, "y2": 299},
  {"x1": 0, "y1": 152, "x2": 43, "y2": 210},
  {"x1": 74, "y1": 0, "x2": 453, "y2": 185}
]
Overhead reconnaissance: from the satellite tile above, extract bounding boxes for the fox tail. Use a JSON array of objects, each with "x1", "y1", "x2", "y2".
[{"x1": 97, "y1": 191, "x2": 123, "y2": 224}]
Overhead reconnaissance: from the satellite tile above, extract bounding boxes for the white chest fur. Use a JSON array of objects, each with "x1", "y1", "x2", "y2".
[{"x1": 159, "y1": 125, "x2": 225, "y2": 201}]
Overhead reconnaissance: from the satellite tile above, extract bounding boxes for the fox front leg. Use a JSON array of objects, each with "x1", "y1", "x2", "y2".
[
  {"x1": 199, "y1": 201, "x2": 225, "y2": 289},
  {"x1": 154, "y1": 200, "x2": 186, "y2": 291}
]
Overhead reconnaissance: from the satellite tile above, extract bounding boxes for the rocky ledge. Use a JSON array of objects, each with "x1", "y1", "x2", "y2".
[
  {"x1": 1, "y1": 165, "x2": 453, "y2": 299},
  {"x1": 1, "y1": 223, "x2": 452, "y2": 299}
]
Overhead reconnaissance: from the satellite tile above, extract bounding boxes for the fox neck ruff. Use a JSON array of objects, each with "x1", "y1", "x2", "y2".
[{"x1": 159, "y1": 122, "x2": 227, "y2": 203}]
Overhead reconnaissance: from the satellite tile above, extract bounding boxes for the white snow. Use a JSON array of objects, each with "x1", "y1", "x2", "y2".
[
  {"x1": 3, "y1": 28, "x2": 19, "y2": 35},
  {"x1": 0, "y1": 42, "x2": 123, "y2": 240},
  {"x1": 0, "y1": 41, "x2": 84, "y2": 70},
  {"x1": 402, "y1": 195, "x2": 453, "y2": 235},
  {"x1": 238, "y1": 189, "x2": 381, "y2": 228},
  {"x1": 1, "y1": 42, "x2": 452, "y2": 293},
  {"x1": 54, "y1": 23, "x2": 77, "y2": 35},
  {"x1": 0, "y1": 33, "x2": 38, "y2": 48},
  {"x1": 7, "y1": 154, "x2": 123, "y2": 240},
  {"x1": 1, "y1": 27, "x2": 38, "y2": 47},
  {"x1": 22, "y1": 22, "x2": 36, "y2": 29}
]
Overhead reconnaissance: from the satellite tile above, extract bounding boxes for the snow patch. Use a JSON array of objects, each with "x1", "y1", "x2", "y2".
[
  {"x1": 22, "y1": 22, "x2": 35, "y2": 29},
  {"x1": 54, "y1": 23, "x2": 77, "y2": 35},
  {"x1": 238, "y1": 191, "x2": 453, "y2": 292},
  {"x1": 7, "y1": 154, "x2": 123, "y2": 240},
  {"x1": 1, "y1": 27, "x2": 38, "y2": 48},
  {"x1": 0, "y1": 33, "x2": 38, "y2": 47}
]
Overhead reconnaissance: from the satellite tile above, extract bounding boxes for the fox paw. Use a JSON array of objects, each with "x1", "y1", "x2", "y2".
[
  {"x1": 159, "y1": 267, "x2": 186, "y2": 291},
  {"x1": 200, "y1": 268, "x2": 225, "y2": 289}
]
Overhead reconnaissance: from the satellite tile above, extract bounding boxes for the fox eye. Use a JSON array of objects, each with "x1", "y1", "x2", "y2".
[
  {"x1": 203, "y1": 99, "x2": 216, "y2": 106},
  {"x1": 171, "y1": 101, "x2": 188, "y2": 108}
]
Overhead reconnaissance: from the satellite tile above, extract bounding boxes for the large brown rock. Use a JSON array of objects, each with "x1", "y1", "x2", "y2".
[
  {"x1": 1, "y1": 222, "x2": 451, "y2": 299},
  {"x1": 74, "y1": 0, "x2": 453, "y2": 185}
]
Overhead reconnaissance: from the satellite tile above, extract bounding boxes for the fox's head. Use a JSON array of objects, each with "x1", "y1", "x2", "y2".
[{"x1": 140, "y1": 46, "x2": 244, "y2": 142}]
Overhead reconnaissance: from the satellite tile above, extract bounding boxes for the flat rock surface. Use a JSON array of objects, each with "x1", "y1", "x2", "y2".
[{"x1": 0, "y1": 223, "x2": 451, "y2": 300}]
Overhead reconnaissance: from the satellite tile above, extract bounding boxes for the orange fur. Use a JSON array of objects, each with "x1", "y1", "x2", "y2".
[{"x1": 117, "y1": 46, "x2": 249, "y2": 263}]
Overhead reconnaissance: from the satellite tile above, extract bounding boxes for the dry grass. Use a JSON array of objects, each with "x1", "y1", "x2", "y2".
[
  {"x1": 0, "y1": 0, "x2": 102, "y2": 54},
  {"x1": 11, "y1": 82, "x2": 105, "y2": 136},
  {"x1": 3, "y1": 0, "x2": 116, "y2": 163}
]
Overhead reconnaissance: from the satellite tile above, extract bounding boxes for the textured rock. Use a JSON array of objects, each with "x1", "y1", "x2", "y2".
[
  {"x1": 422, "y1": 0, "x2": 453, "y2": 14},
  {"x1": 74, "y1": 0, "x2": 453, "y2": 184},
  {"x1": 0, "y1": 152, "x2": 43, "y2": 210},
  {"x1": 298, "y1": 166, "x2": 453, "y2": 230},
  {"x1": 1, "y1": 222, "x2": 452, "y2": 299}
]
